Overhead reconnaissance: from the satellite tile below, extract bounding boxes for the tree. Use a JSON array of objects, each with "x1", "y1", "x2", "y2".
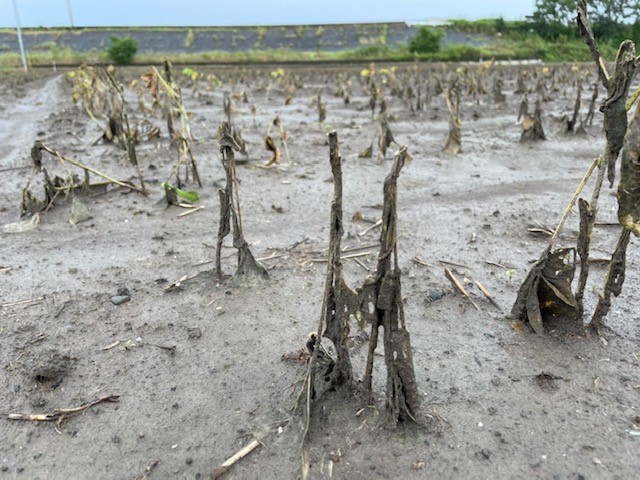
[
  {"x1": 533, "y1": 0, "x2": 640, "y2": 25},
  {"x1": 532, "y1": 0, "x2": 640, "y2": 41},
  {"x1": 107, "y1": 36, "x2": 138, "y2": 65},
  {"x1": 532, "y1": 0, "x2": 575, "y2": 26},
  {"x1": 409, "y1": 27, "x2": 443, "y2": 54}
]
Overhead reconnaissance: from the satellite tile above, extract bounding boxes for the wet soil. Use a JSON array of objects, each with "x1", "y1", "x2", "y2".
[{"x1": 0, "y1": 64, "x2": 639, "y2": 479}]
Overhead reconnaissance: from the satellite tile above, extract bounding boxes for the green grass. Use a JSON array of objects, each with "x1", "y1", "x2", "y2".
[
  {"x1": 0, "y1": 42, "x2": 619, "y2": 67},
  {"x1": 0, "y1": 19, "x2": 626, "y2": 68}
]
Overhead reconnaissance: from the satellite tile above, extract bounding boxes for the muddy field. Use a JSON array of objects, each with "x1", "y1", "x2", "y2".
[{"x1": 1, "y1": 62, "x2": 639, "y2": 480}]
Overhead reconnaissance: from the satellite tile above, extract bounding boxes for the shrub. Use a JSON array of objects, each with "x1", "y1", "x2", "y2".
[
  {"x1": 409, "y1": 27, "x2": 444, "y2": 54},
  {"x1": 352, "y1": 45, "x2": 392, "y2": 58},
  {"x1": 432, "y1": 45, "x2": 484, "y2": 61},
  {"x1": 107, "y1": 36, "x2": 137, "y2": 65}
]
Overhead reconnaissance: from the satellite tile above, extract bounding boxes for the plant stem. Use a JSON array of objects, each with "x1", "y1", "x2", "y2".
[
  {"x1": 549, "y1": 155, "x2": 599, "y2": 245},
  {"x1": 41, "y1": 144, "x2": 143, "y2": 193}
]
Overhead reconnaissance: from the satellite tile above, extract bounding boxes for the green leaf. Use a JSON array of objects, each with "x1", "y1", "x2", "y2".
[{"x1": 161, "y1": 182, "x2": 199, "y2": 203}]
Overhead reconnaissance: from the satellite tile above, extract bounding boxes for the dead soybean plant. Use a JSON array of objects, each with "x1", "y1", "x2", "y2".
[
  {"x1": 575, "y1": 0, "x2": 639, "y2": 327},
  {"x1": 98, "y1": 64, "x2": 147, "y2": 195},
  {"x1": 264, "y1": 115, "x2": 291, "y2": 170},
  {"x1": 563, "y1": 84, "x2": 588, "y2": 135},
  {"x1": 591, "y1": 100, "x2": 640, "y2": 328},
  {"x1": 443, "y1": 81, "x2": 462, "y2": 154},
  {"x1": 377, "y1": 111, "x2": 398, "y2": 162},
  {"x1": 215, "y1": 122, "x2": 268, "y2": 286},
  {"x1": 21, "y1": 141, "x2": 144, "y2": 220},
  {"x1": 310, "y1": 132, "x2": 359, "y2": 391},
  {"x1": 512, "y1": 0, "x2": 640, "y2": 334},
  {"x1": 297, "y1": 135, "x2": 421, "y2": 479},
  {"x1": 67, "y1": 65, "x2": 111, "y2": 122},
  {"x1": 149, "y1": 63, "x2": 202, "y2": 188},
  {"x1": 517, "y1": 96, "x2": 547, "y2": 142},
  {"x1": 297, "y1": 134, "x2": 358, "y2": 466},
  {"x1": 361, "y1": 146, "x2": 421, "y2": 425},
  {"x1": 573, "y1": 2, "x2": 638, "y2": 316}
]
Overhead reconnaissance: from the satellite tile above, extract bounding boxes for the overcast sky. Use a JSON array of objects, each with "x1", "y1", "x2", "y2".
[{"x1": 2, "y1": 0, "x2": 535, "y2": 28}]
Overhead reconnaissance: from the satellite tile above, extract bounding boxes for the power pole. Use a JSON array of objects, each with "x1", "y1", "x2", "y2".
[
  {"x1": 11, "y1": 0, "x2": 28, "y2": 73},
  {"x1": 66, "y1": 0, "x2": 74, "y2": 29}
]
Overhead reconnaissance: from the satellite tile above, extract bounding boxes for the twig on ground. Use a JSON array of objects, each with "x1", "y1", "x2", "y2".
[
  {"x1": 486, "y1": 260, "x2": 515, "y2": 269},
  {"x1": 439, "y1": 259, "x2": 472, "y2": 270},
  {"x1": 412, "y1": 256, "x2": 434, "y2": 267},
  {"x1": 1, "y1": 297, "x2": 46, "y2": 308},
  {"x1": 308, "y1": 251, "x2": 371, "y2": 262},
  {"x1": 340, "y1": 243, "x2": 380, "y2": 253},
  {"x1": 4, "y1": 395, "x2": 120, "y2": 434},
  {"x1": 134, "y1": 460, "x2": 160, "y2": 480},
  {"x1": 475, "y1": 281, "x2": 501, "y2": 310},
  {"x1": 353, "y1": 257, "x2": 370, "y2": 271},
  {"x1": 444, "y1": 268, "x2": 480, "y2": 311},
  {"x1": 177, "y1": 205, "x2": 204, "y2": 217},
  {"x1": 212, "y1": 439, "x2": 261, "y2": 479},
  {"x1": 358, "y1": 219, "x2": 382, "y2": 236},
  {"x1": 102, "y1": 341, "x2": 121, "y2": 350},
  {"x1": 27, "y1": 333, "x2": 48, "y2": 345},
  {"x1": 256, "y1": 252, "x2": 289, "y2": 262}
]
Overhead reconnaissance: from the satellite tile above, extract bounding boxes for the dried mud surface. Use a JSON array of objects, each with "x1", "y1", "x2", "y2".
[{"x1": 0, "y1": 64, "x2": 639, "y2": 480}]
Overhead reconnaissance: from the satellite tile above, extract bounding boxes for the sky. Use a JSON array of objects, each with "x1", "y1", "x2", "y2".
[{"x1": 1, "y1": 0, "x2": 536, "y2": 28}]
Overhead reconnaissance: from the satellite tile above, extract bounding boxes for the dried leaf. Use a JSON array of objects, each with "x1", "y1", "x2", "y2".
[
  {"x1": 512, "y1": 248, "x2": 579, "y2": 334},
  {"x1": 264, "y1": 135, "x2": 281, "y2": 166},
  {"x1": 618, "y1": 100, "x2": 640, "y2": 236},
  {"x1": 234, "y1": 244, "x2": 268, "y2": 287},
  {"x1": 21, "y1": 189, "x2": 46, "y2": 217},
  {"x1": 70, "y1": 197, "x2": 93, "y2": 225},
  {"x1": 217, "y1": 121, "x2": 241, "y2": 151},
  {"x1": 358, "y1": 142, "x2": 373, "y2": 158},
  {"x1": 3, "y1": 213, "x2": 40, "y2": 234}
]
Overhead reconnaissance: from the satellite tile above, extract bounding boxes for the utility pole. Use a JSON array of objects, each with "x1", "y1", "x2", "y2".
[
  {"x1": 11, "y1": 0, "x2": 28, "y2": 73},
  {"x1": 66, "y1": 0, "x2": 74, "y2": 29}
]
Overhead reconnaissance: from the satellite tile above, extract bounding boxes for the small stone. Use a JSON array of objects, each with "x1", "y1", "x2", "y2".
[
  {"x1": 117, "y1": 286, "x2": 131, "y2": 296},
  {"x1": 426, "y1": 288, "x2": 446, "y2": 303},
  {"x1": 111, "y1": 295, "x2": 130, "y2": 306},
  {"x1": 187, "y1": 327, "x2": 202, "y2": 339}
]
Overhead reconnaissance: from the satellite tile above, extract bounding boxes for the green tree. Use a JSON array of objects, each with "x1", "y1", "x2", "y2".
[
  {"x1": 532, "y1": 0, "x2": 640, "y2": 41},
  {"x1": 107, "y1": 36, "x2": 138, "y2": 65},
  {"x1": 533, "y1": 0, "x2": 639, "y2": 25},
  {"x1": 532, "y1": 0, "x2": 575, "y2": 26},
  {"x1": 409, "y1": 27, "x2": 444, "y2": 54}
]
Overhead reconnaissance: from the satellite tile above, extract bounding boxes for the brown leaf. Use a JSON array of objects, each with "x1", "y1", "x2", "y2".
[
  {"x1": 618, "y1": 99, "x2": 640, "y2": 236},
  {"x1": 512, "y1": 248, "x2": 579, "y2": 334}
]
